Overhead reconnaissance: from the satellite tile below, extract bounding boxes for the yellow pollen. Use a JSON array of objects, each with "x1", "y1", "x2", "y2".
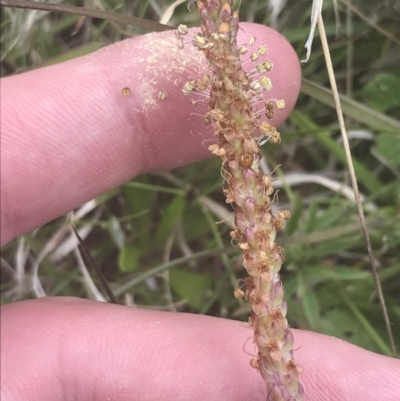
[
  {"x1": 121, "y1": 87, "x2": 131, "y2": 97},
  {"x1": 276, "y1": 99, "x2": 285, "y2": 110}
]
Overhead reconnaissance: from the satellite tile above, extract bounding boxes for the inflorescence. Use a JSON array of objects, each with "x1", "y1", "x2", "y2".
[{"x1": 178, "y1": 1, "x2": 304, "y2": 400}]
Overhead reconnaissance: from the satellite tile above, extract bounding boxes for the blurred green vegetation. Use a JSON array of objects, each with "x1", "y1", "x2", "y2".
[{"x1": 1, "y1": 0, "x2": 399, "y2": 356}]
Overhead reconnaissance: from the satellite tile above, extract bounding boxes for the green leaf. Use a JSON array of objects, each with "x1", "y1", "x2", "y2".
[
  {"x1": 301, "y1": 290, "x2": 320, "y2": 331},
  {"x1": 169, "y1": 268, "x2": 212, "y2": 310},
  {"x1": 182, "y1": 207, "x2": 211, "y2": 242},
  {"x1": 285, "y1": 245, "x2": 304, "y2": 264},
  {"x1": 307, "y1": 235, "x2": 359, "y2": 258},
  {"x1": 118, "y1": 245, "x2": 140, "y2": 272},
  {"x1": 124, "y1": 181, "x2": 185, "y2": 196},
  {"x1": 341, "y1": 296, "x2": 392, "y2": 356},
  {"x1": 289, "y1": 109, "x2": 383, "y2": 193},
  {"x1": 155, "y1": 195, "x2": 186, "y2": 246},
  {"x1": 303, "y1": 200, "x2": 318, "y2": 233},
  {"x1": 360, "y1": 73, "x2": 400, "y2": 113},
  {"x1": 311, "y1": 205, "x2": 346, "y2": 231},
  {"x1": 284, "y1": 195, "x2": 303, "y2": 236},
  {"x1": 288, "y1": 223, "x2": 361, "y2": 246},
  {"x1": 301, "y1": 79, "x2": 400, "y2": 135},
  {"x1": 301, "y1": 266, "x2": 370, "y2": 285},
  {"x1": 318, "y1": 309, "x2": 380, "y2": 352},
  {"x1": 122, "y1": 176, "x2": 152, "y2": 251},
  {"x1": 376, "y1": 133, "x2": 400, "y2": 167}
]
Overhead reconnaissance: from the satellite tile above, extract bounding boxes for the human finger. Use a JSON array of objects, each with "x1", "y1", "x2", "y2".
[
  {"x1": 1, "y1": 297, "x2": 399, "y2": 401},
  {"x1": 1, "y1": 24, "x2": 300, "y2": 245}
]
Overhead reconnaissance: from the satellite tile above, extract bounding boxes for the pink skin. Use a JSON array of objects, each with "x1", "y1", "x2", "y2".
[
  {"x1": 2, "y1": 298, "x2": 400, "y2": 401},
  {"x1": 1, "y1": 24, "x2": 399, "y2": 401}
]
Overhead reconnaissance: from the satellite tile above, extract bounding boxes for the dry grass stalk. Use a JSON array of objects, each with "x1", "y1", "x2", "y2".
[{"x1": 180, "y1": 1, "x2": 304, "y2": 400}]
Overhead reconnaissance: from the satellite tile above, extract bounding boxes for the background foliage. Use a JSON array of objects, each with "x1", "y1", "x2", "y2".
[{"x1": 1, "y1": 0, "x2": 399, "y2": 356}]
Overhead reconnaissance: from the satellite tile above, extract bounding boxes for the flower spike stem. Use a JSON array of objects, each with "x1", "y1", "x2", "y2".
[{"x1": 183, "y1": 1, "x2": 304, "y2": 400}]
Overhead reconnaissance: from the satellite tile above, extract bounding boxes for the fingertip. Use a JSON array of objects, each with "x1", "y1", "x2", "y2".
[{"x1": 1, "y1": 23, "x2": 301, "y2": 243}]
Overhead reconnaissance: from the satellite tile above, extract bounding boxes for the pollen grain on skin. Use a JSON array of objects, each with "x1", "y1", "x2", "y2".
[
  {"x1": 176, "y1": 24, "x2": 188, "y2": 49},
  {"x1": 177, "y1": 24, "x2": 188, "y2": 36},
  {"x1": 258, "y1": 45, "x2": 267, "y2": 55},
  {"x1": 121, "y1": 87, "x2": 131, "y2": 97},
  {"x1": 260, "y1": 76, "x2": 272, "y2": 91},
  {"x1": 157, "y1": 90, "x2": 167, "y2": 100},
  {"x1": 276, "y1": 99, "x2": 286, "y2": 110},
  {"x1": 183, "y1": 80, "x2": 197, "y2": 95},
  {"x1": 251, "y1": 52, "x2": 258, "y2": 62}
]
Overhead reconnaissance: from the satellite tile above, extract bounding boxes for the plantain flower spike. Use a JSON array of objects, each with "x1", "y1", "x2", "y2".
[{"x1": 186, "y1": 1, "x2": 305, "y2": 400}]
